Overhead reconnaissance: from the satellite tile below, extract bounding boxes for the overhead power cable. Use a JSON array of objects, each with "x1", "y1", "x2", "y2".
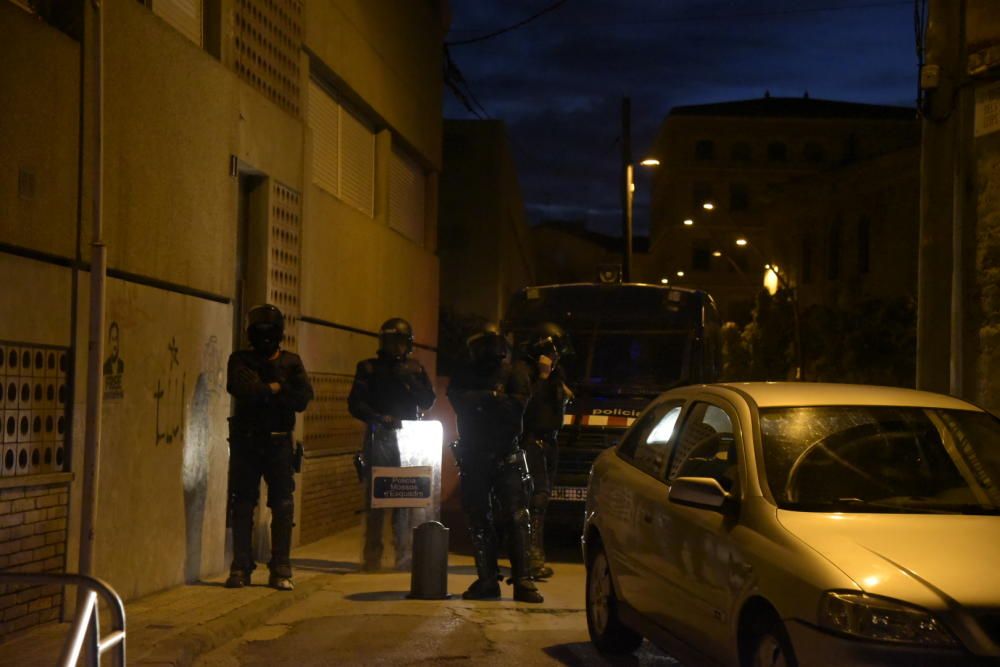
[
  {"x1": 446, "y1": 0, "x2": 569, "y2": 47},
  {"x1": 449, "y1": 1, "x2": 909, "y2": 34}
]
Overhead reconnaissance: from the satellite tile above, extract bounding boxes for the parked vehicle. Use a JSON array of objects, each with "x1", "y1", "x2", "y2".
[
  {"x1": 503, "y1": 283, "x2": 720, "y2": 519},
  {"x1": 583, "y1": 382, "x2": 1000, "y2": 666}
]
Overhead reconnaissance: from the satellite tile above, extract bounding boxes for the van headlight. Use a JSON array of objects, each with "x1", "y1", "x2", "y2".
[{"x1": 819, "y1": 592, "x2": 957, "y2": 647}]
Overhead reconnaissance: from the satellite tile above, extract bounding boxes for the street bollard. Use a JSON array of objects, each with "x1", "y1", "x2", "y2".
[{"x1": 407, "y1": 521, "x2": 450, "y2": 599}]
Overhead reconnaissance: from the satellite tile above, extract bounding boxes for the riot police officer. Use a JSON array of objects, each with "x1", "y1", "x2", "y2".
[
  {"x1": 517, "y1": 322, "x2": 571, "y2": 580},
  {"x1": 447, "y1": 323, "x2": 543, "y2": 603},
  {"x1": 348, "y1": 318, "x2": 436, "y2": 571},
  {"x1": 226, "y1": 304, "x2": 313, "y2": 591}
]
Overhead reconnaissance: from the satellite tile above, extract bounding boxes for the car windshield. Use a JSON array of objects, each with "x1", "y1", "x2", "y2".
[
  {"x1": 759, "y1": 406, "x2": 1000, "y2": 513},
  {"x1": 560, "y1": 330, "x2": 690, "y2": 393}
]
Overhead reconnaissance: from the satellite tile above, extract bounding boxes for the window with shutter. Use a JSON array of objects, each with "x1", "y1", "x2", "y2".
[
  {"x1": 152, "y1": 0, "x2": 203, "y2": 47},
  {"x1": 339, "y1": 105, "x2": 375, "y2": 217},
  {"x1": 389, "y1": 148, "x2": 426, "y2": 245},
  {"x1": 307, "y1": 81, "x2": 339, "y2": 198}
]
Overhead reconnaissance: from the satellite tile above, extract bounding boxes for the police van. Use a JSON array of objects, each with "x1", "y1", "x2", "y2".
[{"x1": 503, "y1": 282, "x2": 721, "y2": 520}]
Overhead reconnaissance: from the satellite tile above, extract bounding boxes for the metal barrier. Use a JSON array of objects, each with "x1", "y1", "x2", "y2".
[{"x1": 0, "y1": 572, "x2": 126, "y2": 667}]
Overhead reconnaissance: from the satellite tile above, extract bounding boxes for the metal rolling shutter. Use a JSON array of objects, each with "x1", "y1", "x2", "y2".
[
  {"x1": 339, "y1": 105, "x2": 375, "y2": 217},
  {"x1": 389, "y1": 148, "x2": 426, "y2": 244},
  {"x1": 308, "y1": 81, "x2": 340, "y2": 198},
  {"x1": 152, "y1": 0, "x2": 203, "y2": 47}
]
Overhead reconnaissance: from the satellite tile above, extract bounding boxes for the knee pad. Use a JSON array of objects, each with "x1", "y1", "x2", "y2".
[{"x1": 270, "y1": 498, "x2": 295, "y2": 521}]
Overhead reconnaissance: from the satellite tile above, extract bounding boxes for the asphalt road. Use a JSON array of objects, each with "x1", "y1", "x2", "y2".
[{"x1": 194, "y1": 524, "x2": 681, "y2": 667}]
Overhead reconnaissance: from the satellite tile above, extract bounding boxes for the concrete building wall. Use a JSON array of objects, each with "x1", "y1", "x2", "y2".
[
  {"x1": 0, "y1": 0, "x2": 446, "y2": 636},
  {"x1": 438, "y1": 120, "x2": 534, "y2": 326},
  {"x1": 648, "y1": 102, "x2": 918, "y2": 323},
  {"x1": 765, "y1": 148, "x2": 920, "y2": 310}
]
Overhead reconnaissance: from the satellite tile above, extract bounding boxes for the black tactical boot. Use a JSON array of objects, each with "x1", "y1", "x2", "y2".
[
  {"x1": 464, "y1": 528, "x2": 501, "y2": 600},
  {"x1": 269, "y1": 502, "x2": 295, "y2": 591},
  {"x1": 227, "y1": 502, "x2": 255, "y2": 588},
  {"x1": 462, "y1": 577, "x2": 502, "y2": 600},
  {"x1": 512, "y1": 577, "x2": 544, "y2": 603},
  {"x1": 528, "y1": 512, "x2": 554, "y2": 580},
  {"x1": 224, "y1": 569, "x2": 252, "y2": 588}
]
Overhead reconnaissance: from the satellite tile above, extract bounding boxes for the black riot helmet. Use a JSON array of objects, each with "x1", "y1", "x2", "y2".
[
  {"x1": 247, "y1": 304, "x2": 284, "y2": 357},
  {"x1": 526, "y1": 321, "x2": 568, "y2": 363},
  {"x1": 466, "y1": 322, "x2": 508, "y2": 367},
  {"x1": 378, "y1": 317, "x2": 414, "y2": 361}
]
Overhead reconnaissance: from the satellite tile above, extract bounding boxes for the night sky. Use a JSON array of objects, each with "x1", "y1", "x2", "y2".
[{"x1": 442, "y1": 0, "x2": 920, "y2": 236}]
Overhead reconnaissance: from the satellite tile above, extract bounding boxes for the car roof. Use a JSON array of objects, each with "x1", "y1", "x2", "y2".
[{"x1": 703, "y1": 382, "x2": 982, "y2": 411}]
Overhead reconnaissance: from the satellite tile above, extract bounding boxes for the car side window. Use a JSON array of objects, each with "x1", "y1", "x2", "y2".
[
  {"x1": 666, "y1": 402, "x2": 739, "y2": 493},
  {"x1": 620, "y1": 402, "x2": 683, "y2": 477}
]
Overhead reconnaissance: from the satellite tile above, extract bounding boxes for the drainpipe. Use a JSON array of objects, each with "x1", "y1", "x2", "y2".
[
  {"x1": 79, "y1": 0, "x2": 106, "y2": 578},
  {"x1": 949, "y1": 0, "x2": 969, "y2": 398}
]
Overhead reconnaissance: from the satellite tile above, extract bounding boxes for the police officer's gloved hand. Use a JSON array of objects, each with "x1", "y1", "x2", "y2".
[{"x1": 379, "y1": 415, "x2": 403, "y2": 430}]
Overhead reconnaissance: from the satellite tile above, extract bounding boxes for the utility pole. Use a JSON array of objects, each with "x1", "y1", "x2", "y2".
[
  {"x1": 80, "y1": 0, "x2": 107, "y2": 578},
  {"x1": 917, "y1": 0, "x2": 964, "y2": 394},
  {"x1": 621, "y1": 96, "x2": 633, "y2": 283}
]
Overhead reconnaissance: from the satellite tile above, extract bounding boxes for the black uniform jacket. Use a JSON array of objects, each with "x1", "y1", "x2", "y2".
[
  {"x1": 447, "y1": 359, "x2": 531, "y2": 458},
  {"x1": 523, "y1": 365, "x2": 568, "y2": 436},
  {"x1": 347, "y1": 355, "x2": 436, "y2": 424},
  {"x1": 227, "y1": 349, "x2": 314, "y2": 434}
]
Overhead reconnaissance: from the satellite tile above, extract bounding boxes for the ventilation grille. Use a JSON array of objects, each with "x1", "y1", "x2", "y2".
[
  {"x1": 0, "y1": 343, "x2": 70, "y2": 478},
  {"x1": 303, "y1": 373, "x2": 365, "y2": 456},
  {"x1": 269, "y1": 182, "x2": 302, "y2": 351},
  {"x1": 233, "y1": 0, "x2": 302, "y2": 116}
]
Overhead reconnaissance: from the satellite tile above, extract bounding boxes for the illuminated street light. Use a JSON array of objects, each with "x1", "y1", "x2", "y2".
[
  {"x1": 712, "y1": 250, "x2": 722, "y2": 257},
  {"x1": 735, "y1": 238, "x2": 748, "y2": 246},
  {"x1": 764, "y1": 266, "x2": 780, "y2": 296},
  {"x1": 640, "y1": 157, "x2": 660, "y2": 167},
  {"x1": 660, "y1": 277, "x2": 669, "y2": 284},
  {"x1": 676, "y1": 270, "x2": 685, "y2": 277},
  {"x1": 702, "y1": 202, "x2": 715, "y2": 210},
  {"x1": 683, "y1": 218, "x2": 694, "y2": 226}
]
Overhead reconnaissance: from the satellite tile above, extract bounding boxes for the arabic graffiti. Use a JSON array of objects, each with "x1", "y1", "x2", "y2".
[{"x1": 153, "y1": 336, "x2": 186, "y2": 445}]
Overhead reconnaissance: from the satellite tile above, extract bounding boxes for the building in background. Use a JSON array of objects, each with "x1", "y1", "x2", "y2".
[
  {"x1": 529, "y1": 220, "x2": 649, "y2": 286},
  {"x1": 437, "y1": 119, "x2": 535, "y2": 375},
  {"x1": 762, "y1": 146, "x2": 920, "y2": 385},
  {"x1": 647, "y1": 95, "x2": 918, "y2": 323},
  {"x1": 0, "y1": 0, "x2": 448, "y2": 636}
]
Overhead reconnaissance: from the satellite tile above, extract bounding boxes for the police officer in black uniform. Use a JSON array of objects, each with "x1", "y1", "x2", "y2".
[
  {"x1": 447, "y1": 323, "x2": 543, "y2": 603},
  {"x1": 226, "y1": 304, "x2": 313, "y2": 591},
  {"x1": 348, "y1": 318, "x2": 436, "y2": 571},
  {"x1": 517, "y1": 322, "x2": 571, "y2": 580}
]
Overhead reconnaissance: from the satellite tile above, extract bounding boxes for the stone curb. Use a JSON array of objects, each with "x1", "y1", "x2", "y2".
[{"x1": 132, "y1": 572, "x2": 332, "y2": 666}]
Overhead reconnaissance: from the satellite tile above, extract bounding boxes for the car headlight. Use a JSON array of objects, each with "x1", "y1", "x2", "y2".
[{"x1": 819, "y1": 592, "x2": 957, "y2": 647}]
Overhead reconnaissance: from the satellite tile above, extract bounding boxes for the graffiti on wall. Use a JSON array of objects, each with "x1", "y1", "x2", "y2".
[{"x1": 153, "y1": 336, "x2": 186, "y2": 445}]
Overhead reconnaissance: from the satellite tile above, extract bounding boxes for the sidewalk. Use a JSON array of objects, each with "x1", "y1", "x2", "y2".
[{"x1": 0, "y1": 526, "x2": 381, "y2": 666}]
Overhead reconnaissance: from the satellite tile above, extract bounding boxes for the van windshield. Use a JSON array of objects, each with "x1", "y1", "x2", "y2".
[
  {"x1": 759, "y1": 406, "x2": 1000, "y2": 514},
  {"x1": 560, "y1": 330, "x2": 690, "y2": 394}
]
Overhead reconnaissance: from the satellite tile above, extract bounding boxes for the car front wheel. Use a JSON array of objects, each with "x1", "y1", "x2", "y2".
[
  {"x1": 750, "y1": 623, "x2": 797, "y2": 667},
  {"x1": 586, "y1": 544, "x2": 643, "y2": 654}
]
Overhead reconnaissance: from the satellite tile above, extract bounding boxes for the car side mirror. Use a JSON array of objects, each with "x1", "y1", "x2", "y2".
[{"x1": 669, "y1": 476, "x2": 737, "y2": 514}]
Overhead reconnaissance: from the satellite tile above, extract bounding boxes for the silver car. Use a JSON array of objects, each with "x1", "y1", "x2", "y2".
[{"x1": 582, "y1": 382, "x2": 1000, "y2": 666}]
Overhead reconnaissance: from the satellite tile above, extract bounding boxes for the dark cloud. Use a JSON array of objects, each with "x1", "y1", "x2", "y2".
[{"x1": 445, "y1": 0, "x2": 918, "y2": 235}]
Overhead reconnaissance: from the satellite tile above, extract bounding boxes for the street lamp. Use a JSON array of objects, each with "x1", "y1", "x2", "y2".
[
  {"x1": 683, "y1": 218, "x2": 694, "y2": 226},
  {"x1": 640, "y1": 157, "x2": 660, "y2": 167},
  {"x1": 660, "y1": 277, "x2": 669, "y2": 284},
  {"x1": 702, "y1": 202, "x2": 715, "y2": 210},
  {"x1": 736, "y1": 241, "x2": 804, "y2": 380},
  {"x1": 676, "y1": 270, "x2": 685, "y2": 278}
]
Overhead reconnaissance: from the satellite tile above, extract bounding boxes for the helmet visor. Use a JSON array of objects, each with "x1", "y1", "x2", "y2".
[{"x1": 380, "y1": 332, "x2": 411, "y2": 359}]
